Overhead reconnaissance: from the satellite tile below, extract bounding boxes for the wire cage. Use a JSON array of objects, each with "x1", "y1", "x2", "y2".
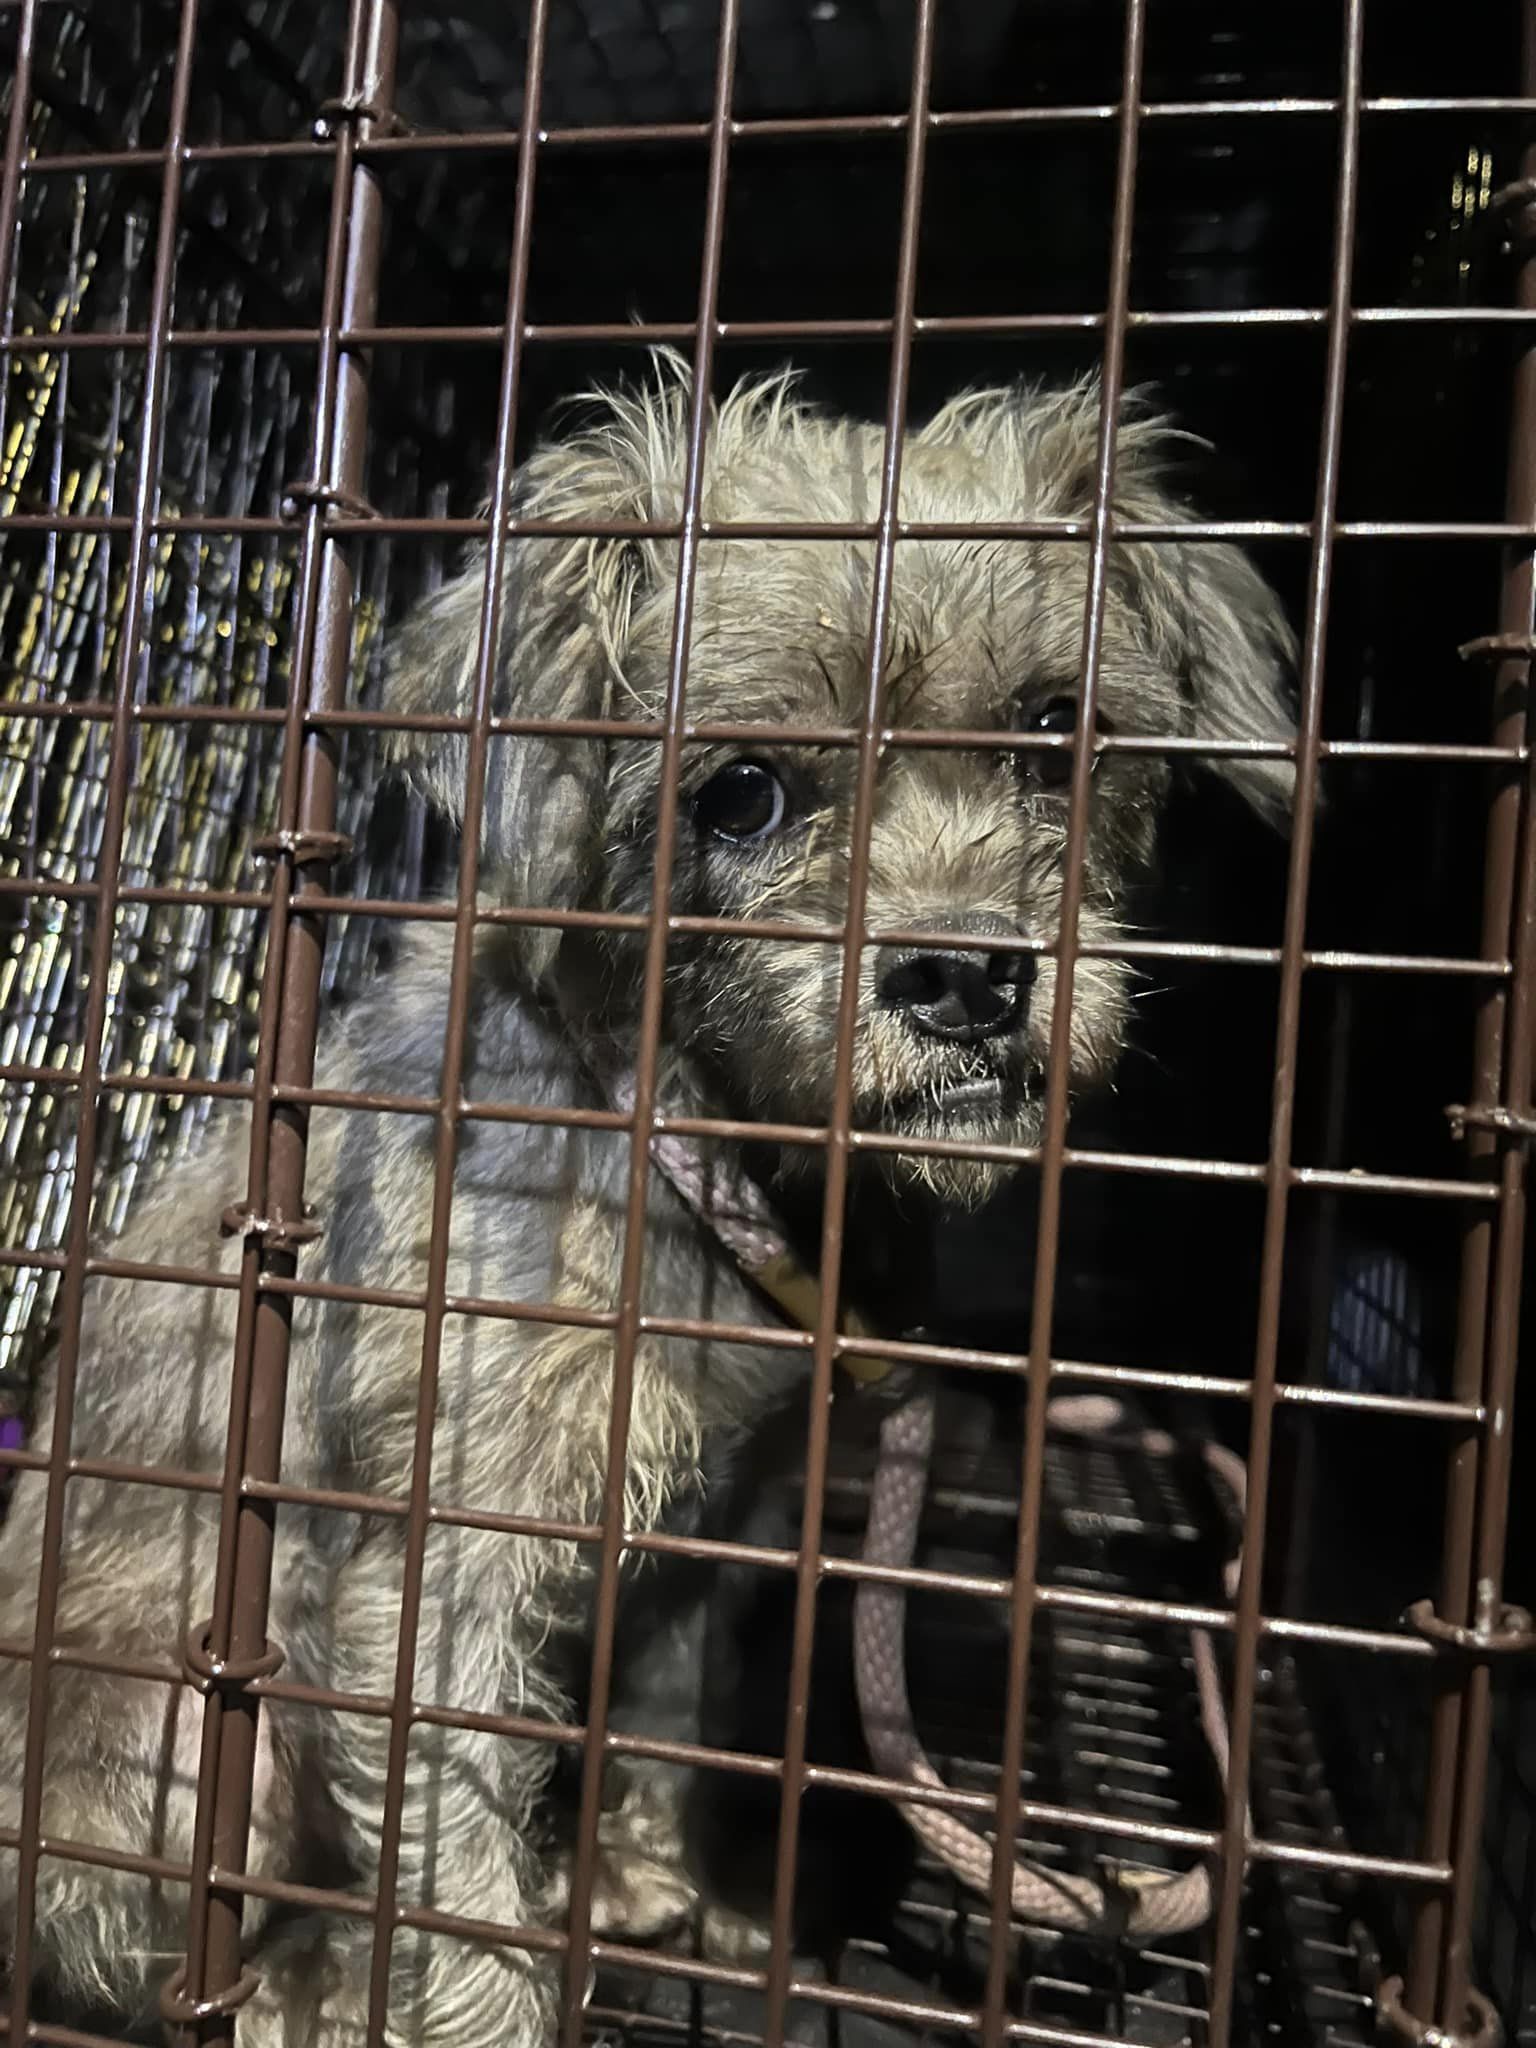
[{"x1": 0, "y1": 2, "x2": 1532, "y2": 2046}]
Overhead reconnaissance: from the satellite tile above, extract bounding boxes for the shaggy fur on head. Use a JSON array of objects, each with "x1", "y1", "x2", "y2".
[
  {"x1": 0, "y1": 355, "x2": 1293, "y2": 2046},
  {"x1": 392, "y1": 350, "x2": 1294, "y2": 1205}
]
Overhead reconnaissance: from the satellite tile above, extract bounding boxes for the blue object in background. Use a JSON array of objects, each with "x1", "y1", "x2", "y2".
[{"x1": 1326, "y1": 1247, "x2": 1426, "y2": 1400}]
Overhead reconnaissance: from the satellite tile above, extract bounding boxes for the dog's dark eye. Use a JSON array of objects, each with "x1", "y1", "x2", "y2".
[
  {"x1": 693, "y1": 759, "x2": 788, "y2": 843},
  {"x1": 1024, "y1": 695, "x2": 1105, "y2": 790}
]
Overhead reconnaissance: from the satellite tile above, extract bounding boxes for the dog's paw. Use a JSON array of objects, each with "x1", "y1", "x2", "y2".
[
  {"x1": 593, "y1": 1847, "x2": 697, "y2": 1941},
  {"x1": 697, "y1": 1903, "x2": 775, "y2": 1964},
  {"x1": 545, "y1": 1846, "x2": 697, "y2": 1943},
  {"x1": 599, "y1": 1766, "x2": 687, "y2": 1868}
]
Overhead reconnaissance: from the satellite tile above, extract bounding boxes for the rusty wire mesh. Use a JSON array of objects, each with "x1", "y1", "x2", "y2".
[{"x1": 0, "y1": 1, "x2": 1533, "y2": 2046}]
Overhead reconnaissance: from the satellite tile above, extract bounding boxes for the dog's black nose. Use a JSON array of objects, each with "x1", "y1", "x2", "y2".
[{"x1": 878, "y1": 918, "x2": 1033, "y2": 1044}]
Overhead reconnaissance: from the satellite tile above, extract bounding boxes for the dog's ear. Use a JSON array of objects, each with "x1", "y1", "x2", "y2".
[
  {"x1": 382, "y1": 366, "x2": 688, "y2": 988},
  {"x1": 925, "y1": 375, "x2": 1298, "y2": 823},
  {"x1": 1089, "y1": 387, "x2": 1298, "y2": 825},
  {"x1": 1138, "y1": 537, "x2": 1299, "y2": 823}
]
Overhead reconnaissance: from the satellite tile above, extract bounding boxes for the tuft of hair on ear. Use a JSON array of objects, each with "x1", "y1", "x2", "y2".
[
  {"x1": 914, "y1": 371, "x2": 1199, "y2": 513},
  {"x1": 1154, "y1": 538, "x2": 1300, "y2": 823},
  {"x1": 1014, "y1": 375, "x2": 1299, "y2": 825},
  {"x1": 1110, "y1": 448, "x2": 1299, "y2": 824},
  {"x1": 378, "y1": 354, "x2": 697, "y2": 988}
]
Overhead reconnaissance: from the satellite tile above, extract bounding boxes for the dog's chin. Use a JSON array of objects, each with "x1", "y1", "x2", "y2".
[{"x1": 871, "y1": 1073, "x2": 1043, "y2": 1211}]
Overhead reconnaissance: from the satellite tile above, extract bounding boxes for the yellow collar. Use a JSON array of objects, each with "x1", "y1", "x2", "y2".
[{"x1": 749, "y1": 1247, "x2": 894, "y2": 1387}]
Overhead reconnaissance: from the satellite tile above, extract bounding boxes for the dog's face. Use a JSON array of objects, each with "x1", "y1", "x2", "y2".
[{"x1": 389, "y1": 358, "x2": 1295, "y2": 1206}]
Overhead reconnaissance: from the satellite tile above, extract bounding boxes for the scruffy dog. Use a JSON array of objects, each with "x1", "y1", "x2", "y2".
[{"x1": 0, "y1": 355, "x2": 1294, "y2": 2044}]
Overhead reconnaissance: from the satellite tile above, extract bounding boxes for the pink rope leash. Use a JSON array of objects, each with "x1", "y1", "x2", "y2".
[{"x1": 853, "y1": 1385, "x2": 1247, "y2": 1940}]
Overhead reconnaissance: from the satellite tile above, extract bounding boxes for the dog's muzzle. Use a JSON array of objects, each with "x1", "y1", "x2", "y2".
[{"x1": 877, "y1": 913, "x2": 1033, "y2": 1046}]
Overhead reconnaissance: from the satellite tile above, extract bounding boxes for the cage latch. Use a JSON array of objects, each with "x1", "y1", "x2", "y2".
[
  {"x1": 313, "y1": 93, "x2": 414, "y2": 141},
  {"x1": 1457, "y1": 631, "x2": 1536, "y2": 663},
  {"x1": 220, "y1": 1201, "x2": 324, "y2": 1252},
  {"x1": 1377, "y1": 1974, "x2": 1503, "y2": 2047},
  {"x1": 279, "y1": 477, "x2": 379, "y2": 522},
  {"x1": 1403, "y1": 1595, "x2": 1536, "y2": 1659},
  {"x1": 1443, "y1": 1102, "x2": 1536, "y2": 1146},
  {"x1": 182, "y1": 1620, "x2": 287, "y2": 1694},
  {"x1": 158, "y1": 1961, "x2": 263, "y2": 2027},
  {"x1": 250, "y1": 827, "x2": 354, "y2": 869}
]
